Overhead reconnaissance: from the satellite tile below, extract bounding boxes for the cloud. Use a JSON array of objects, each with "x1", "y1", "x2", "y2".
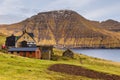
[
  {"x1": 0, "y1": 14, "x2": 26, "y2": 24},
  {"x1": 0, "y1": 0, "x2": 42, "y2": 18},
  {"x1": 0, "y1": 0, "x2": 96, "y2": 24},
  {"x1": 42, "y1": 0, "x2": 96, "y2": 11},
  {"x1": 0, "y1": 0, "x2": 24, "y2": 24},
  {"x1": 0, "y1": 0, "x2": 32, "y2": 24},
  {"x1": 0, "y1": 0, "x2": 120, "y2": 24},
  {"x1": 0, "y1": 0, "x2": 24, "y2": 15},
  {"x1": 84, "y1": 3, "x2": 120, "y2": 21}
]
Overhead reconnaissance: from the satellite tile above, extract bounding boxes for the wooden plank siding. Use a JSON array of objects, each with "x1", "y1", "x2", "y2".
[{"x1": 9, "y1": 50, "x2": 41, "y2": 59}]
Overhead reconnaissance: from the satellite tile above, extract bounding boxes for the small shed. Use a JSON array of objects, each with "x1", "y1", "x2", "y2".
[
  {"x1": 37, "y1": 45, "x2": 54, "y2": 60},
  {"x1": 62, "y1": 49, "x2": 74, "y2": 58},
  {"x1": 8, "y1": 47, "x2": 41, "y2": 59}
]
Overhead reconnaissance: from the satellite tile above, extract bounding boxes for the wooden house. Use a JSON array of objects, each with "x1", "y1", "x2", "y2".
[{"x1": 8, "y1": 47, "x2": 41, "y2": 59}]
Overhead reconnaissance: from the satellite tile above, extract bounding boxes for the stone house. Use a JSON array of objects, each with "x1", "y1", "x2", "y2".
[
  {"x1": 62, "y1": 49, "x2": 74, "y2": 58},
  {"x1": 5, "y1": 30, "x2": 36, "y2": 48},
  {"x1": 15, "y1": 30, "x2": 36, "y2": 48}
]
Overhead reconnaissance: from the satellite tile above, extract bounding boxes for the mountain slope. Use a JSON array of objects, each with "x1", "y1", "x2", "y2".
[
  {"x1": 0, "y1": 10, "x2": 120, "y2": 48},
  {"x1": 100, "y1": 19, "x2": 120, "y2": 32}
]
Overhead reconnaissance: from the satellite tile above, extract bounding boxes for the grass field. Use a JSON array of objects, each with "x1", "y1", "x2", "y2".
[
  {"x1": 0, "y1": 35, "x2": 6, "y2": 45},
  {"x1": 0, "y1": 49, "x2": 120, "y2": 80}
]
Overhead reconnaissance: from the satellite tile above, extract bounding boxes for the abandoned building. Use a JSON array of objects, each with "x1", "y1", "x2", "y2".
[
  {"x1": 6, "y1": 30, "x2": 54, "y2": 60},
  {"x1": 62, "y1": 49, "x2": 74, "y2": 58}
]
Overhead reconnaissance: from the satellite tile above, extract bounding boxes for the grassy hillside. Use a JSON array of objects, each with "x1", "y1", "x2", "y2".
[
  {"x1": 0, "y1": 35, "x2": 6, "y2": 45},
  {"x1": 0, "y1": 49, "x2": 120, "y2": 80}
]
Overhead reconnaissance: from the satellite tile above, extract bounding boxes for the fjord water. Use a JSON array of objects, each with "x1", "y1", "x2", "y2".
[{"x1": 71, "y1": 49, "x2": 120, "y2": 62}]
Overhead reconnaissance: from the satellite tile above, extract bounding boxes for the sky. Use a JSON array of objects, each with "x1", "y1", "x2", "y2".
[{"x1": 0, "y1": 0, "x2": 120, "y2": 24}]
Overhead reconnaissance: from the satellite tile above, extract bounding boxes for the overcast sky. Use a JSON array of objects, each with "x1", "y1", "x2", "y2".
[{"x1": 0, "y1": 0, "x2": 120, "y2": 24}]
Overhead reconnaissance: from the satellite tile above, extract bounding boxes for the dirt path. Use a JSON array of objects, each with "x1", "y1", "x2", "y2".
[{"x1": 48, "y1": 64, "x2": 120, "y2": 80}]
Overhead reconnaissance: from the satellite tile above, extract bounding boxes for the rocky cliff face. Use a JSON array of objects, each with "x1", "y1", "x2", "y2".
[{"x1": 0, "y1": 10, "x2": 120, "y2": 48}]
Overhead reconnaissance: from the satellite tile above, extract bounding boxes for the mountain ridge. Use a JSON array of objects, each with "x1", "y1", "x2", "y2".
[{"x1": 0, "y1": 10, "x2": 120, "y2": 48}]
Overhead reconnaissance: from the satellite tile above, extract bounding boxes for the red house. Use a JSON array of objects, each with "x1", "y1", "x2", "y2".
[{"x1": 8, "y1": 47, "x2": 41, "y2": 59}]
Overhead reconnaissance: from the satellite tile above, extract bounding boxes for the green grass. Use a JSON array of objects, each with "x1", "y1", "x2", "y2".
[
  {"x1": 0, "y1": 49, "x2": 120, "y2": 80},
  {"x1": 54, "y1": 49, "x2": 120, "y2": 75},
  {"x1": 0, "y1": 35, "x2": 6, "y2": 45}
]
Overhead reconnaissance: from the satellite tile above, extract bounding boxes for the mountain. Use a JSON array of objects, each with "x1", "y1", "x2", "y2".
[
  {"x1": 100, "y1": 19, "x2": 120, "y2": 32},
  {"x1": 0, "y1": 10, "x2": 120, "y2": 48}
]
